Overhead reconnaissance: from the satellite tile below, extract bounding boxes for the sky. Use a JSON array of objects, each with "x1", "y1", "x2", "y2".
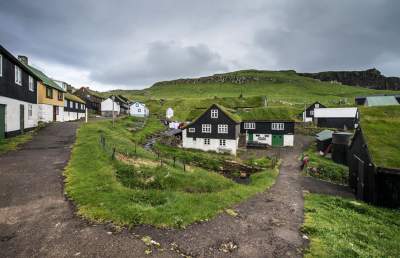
[{"x1": 1, "y1": 0, "x2": 399, "y2": 91}]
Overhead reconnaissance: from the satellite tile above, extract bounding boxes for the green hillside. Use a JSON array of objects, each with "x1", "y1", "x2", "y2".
[{"x1": 105, "y1": 70, "x2": 398, "y2": 120}]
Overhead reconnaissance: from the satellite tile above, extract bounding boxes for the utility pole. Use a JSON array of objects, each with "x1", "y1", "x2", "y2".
[{"x1": 112, "y1": 95, "x2": 115, "y2": 128}]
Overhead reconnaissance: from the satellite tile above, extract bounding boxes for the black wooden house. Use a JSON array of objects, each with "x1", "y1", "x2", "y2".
[
  {"x1": 0, "y1": 44, "x2": 40, "y2": 138},
  {"x1": 182, "y1": 104, "x2": 241, "y2": 155},
  {"x1": 301, "y1": 101, "x2": 326, "y2": 122}
]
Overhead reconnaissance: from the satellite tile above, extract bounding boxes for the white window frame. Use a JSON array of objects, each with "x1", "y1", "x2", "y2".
[
  {"x1": 219, "y1": 139, "x2": 226, "y2": 147},
  {"x1": 15, "y1": 65, "x2": 22, "y2": 85},
  {"x1": 188, "y1": 127, "x2": 195, "y2": 133},
  {"x1": 0, "y1": 54, "x2": 2, "y2": 77},
  {"x1": 202, "y1": 124, "x2": 211, "y2": 133},
  {"x1": 211, "y1": 109, "x2": 218, "y2": 118},
  {"x1": 28, "y1": 104, "x2": 32, "y2": 120},
  {"x1": 204, "y1": 138, "x2": 210, "y2": 145},
  {"x1": 315, "y1": 103, "x2": 320, "y2": 108},
  {"x1": 310, "y1": 110, "x2": 314, "y2": 115},
  {"x1": 218, "y1": 124, "x2": 228, "y2": 134},
  {"x1": 271, "y1": 123, "x2": 284, "y2": 130},
  {"x1": 70, "y1": 101, "x2": 73, "y2": 108},
  {"x1": 29, "y1": 76, "x2": 34, "y2": 91},
  {"x1": 244, "y1": 122, "x2": 255, "y2": 129}
]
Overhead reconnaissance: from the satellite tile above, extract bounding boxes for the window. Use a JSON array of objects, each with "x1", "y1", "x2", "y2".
[
  {"x1": 204, "y1": 138, "x2": 210, "y2": 145},
  {"x1": 271, "y1": 123, "x2": 284, "y2": 130},
  {"x1": 28, "y1": 104, "x2": 32, "y2": 119},
  {"x1": 15, "y1": 65, "x2": 22, "y2": 85},
  {"x1": 220, "y1": 139, "x2": 226, "y2": 146},
  {"x1": 0, "y1": 54, "x2": 2, "y2": 77},
  {"x1": 64, "y1": 100, "x2": 67, "y2": 107},
  {"x1": 29, "y1": 76, "x2": 34, "y2": 91},
  {"x1": 310, "y1": 110, "x2": 314, "y2": 115},
  {"x1": 138, "y1": 108, "x2": 141, "y2": 113},
  {"x1": 56, "y1": 106, "x2": 59, "y2": 115},
  {"x1": 75, "y1": 103, "x2": 78, "y2": 109},
  {"x1": 188, "y1": 128, "x2": 195, "y2": 133},
  {"x1": 136, "y1": 103, "x2": 139, "y2": 107},
  {"x1": 244, "y1": 122, "x2": 255, "y2": 129},
  {"x1": 202, "y1": 124, "x2": 211, "y2": 133},
  {"x1": 315, "y1": 103, "x2": 320, "y2": 108},
  {"x1": 218, "y1": 124, "x2": 228, "y2": 134},
  {"x1": 211, "y1": 109, "x2": 218, "y2": 118},
  {"x1": 69, "y1": 101, "x2": 73, "y2": 108},
  {"x1": 58, "y1": 91, "x2": 63, "y2": 101},
  {"x1": 46, "y1": 87, "x2": 53, "y2": 98}
]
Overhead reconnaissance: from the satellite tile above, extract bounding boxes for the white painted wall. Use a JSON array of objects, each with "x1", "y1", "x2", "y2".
[
  {"x1": 38, "y1": 104, "x2": 54, "y2": 122},
  {"x1": 246, "y1": 133, "x2": 272, "y2": 145},
  {"x1": 101, "y1": 98, "x2": 120, "y2": 113},
  {"x1": 284, "y1": 135, "x2": 294, "y2": 146},
  {"x1": 302, "y1": 111, "x2": 313, "y2": 122},
  {"x1": 182, "y1": 129, "x2": 238, "y2": 155},
  {"x1": 0, "y1": 96, "x2": 38, "y2": 133},
  {"x1": 64, "y1": 111, "x2": 85, "y2": 121},
  {"x1": 130, "y1": 102, "x2": 149, "y2": 117},
  {"x1": 166, "y1": 107, "x2": 174, "y2": 119}
]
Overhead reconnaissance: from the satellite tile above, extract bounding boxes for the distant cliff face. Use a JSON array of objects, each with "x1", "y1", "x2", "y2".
[{"x1": 299, "y1": 68, "x2": 400, "y2": 90}]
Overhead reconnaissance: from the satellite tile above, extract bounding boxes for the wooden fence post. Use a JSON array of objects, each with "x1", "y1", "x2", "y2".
[
  {"x1": 173, "y1": 156, "x2": 176, "y2": 167},
  {"x1": 112, "y1": 147, "x2": 116, "y2": 160},
  {"x1": 183, "y1": 162, "x2": 186, "y2": 172}
]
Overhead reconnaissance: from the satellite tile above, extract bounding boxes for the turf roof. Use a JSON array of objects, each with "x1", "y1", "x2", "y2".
[
  {"x1": 65, "y1": 93, "x2": 85, "y2": 104},
  {"x1": 359, "y1": 106, "x2": 400, "y2": 169},
  {"x1": 238, "y1": 107, "x2": 298, "y2": 121},
  {"x1": 24, "y1": 64, "x2": 65, "y2": 92}
]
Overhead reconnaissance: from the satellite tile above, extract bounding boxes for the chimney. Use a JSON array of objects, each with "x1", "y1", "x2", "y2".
[{"x1": 18, "y1": 55, "x2": 28, "y2": 65}]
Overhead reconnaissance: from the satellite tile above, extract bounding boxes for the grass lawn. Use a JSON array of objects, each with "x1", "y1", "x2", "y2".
[
  {"x1": 304, "y1": 143, "x2": 348, "y2": 185},
  {"x1": 303, "y1": 194, "x2": 400, "y2": 257},
  {"x1": 65, "y1": 116, "x2": 278, "y2": 228},
  {"x1": 0, "y1": 131, "x2": 34, "y2": 154}
]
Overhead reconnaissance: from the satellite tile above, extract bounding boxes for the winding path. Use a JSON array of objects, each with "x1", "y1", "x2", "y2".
[{"x1": 0, "y1": 122, "x2": 352, "y2": 257}]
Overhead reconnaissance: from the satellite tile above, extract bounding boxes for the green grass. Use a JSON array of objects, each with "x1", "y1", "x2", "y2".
[
  {"x1": 65, "y1": 116, "x2": 279, "y2": 228},
  {"x1": 359, "y1": 106, "x2": 400, "y2": 169},
  {"x1": 303, "y1": 194, "x2": 400, "y2": 257},
  {"x1": 0, "y1": 131, "x2": 34, "y2": 154},
  {"x1": 238, "y1": 106, "x2": 301, "y2": 121},
  {"x1": 304, "y1": 143, "x2": 348, "y2": 185}
]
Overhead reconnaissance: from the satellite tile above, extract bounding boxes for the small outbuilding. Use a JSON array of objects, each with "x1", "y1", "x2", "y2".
[
  {"x1": 348, "y1": 106, "x2": 400, "y2": 207},
  {"x1": 313, "y1": 107, "x2": 359, "y2": 129},
  {"x1": 331, "y1": 132, "x2": 353, "y2": 165},
  {"x1": 315, "y1": 129, "x2": 333, "y2": 153}
]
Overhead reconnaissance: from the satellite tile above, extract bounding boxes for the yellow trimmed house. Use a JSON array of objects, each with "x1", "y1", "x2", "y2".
[{"x1": 22, "y1": 60, "x2": 66, "y2": 122}]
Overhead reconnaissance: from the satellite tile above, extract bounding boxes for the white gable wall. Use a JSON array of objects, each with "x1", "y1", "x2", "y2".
[{"x1": 101, "y1": 98, "x2": 120, "y2": 113}]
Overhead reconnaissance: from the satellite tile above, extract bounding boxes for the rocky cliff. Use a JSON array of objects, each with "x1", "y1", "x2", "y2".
[{"x1": 299, "y1": 68, "x2": 400, "y2": 90}]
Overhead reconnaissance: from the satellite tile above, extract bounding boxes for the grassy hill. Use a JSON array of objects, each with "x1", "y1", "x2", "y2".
[{"x1": 105, "y1": 69, "x2": 398, "y2": 120}]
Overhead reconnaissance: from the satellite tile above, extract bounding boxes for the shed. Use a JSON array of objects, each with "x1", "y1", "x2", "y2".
[
  {"x1": 348, "y1": 106, "x2": 400, "y2": 207},
  {"x1": 331, "y1": 132, "x2": 353, "y2": 165},
  {"x1": 365, "y1": 96, "x2": 399, "y2": 107},
  {"x1": 313, "y1": 107, "x2": 359, "y2": 129},
  {"x1": 315, "y1": 129, "x2": 333, "y2": 153}
]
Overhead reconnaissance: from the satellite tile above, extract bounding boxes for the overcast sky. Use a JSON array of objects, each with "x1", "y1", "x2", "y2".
[{"x1": 1, "y1": 0, "x2": 399, "y2": 91}]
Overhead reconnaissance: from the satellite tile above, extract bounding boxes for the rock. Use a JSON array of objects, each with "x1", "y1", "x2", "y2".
[
  {"x1": 302, "y1": 234, "x2": 309, "y2": 240},
  {"x1": 225, "y1": 209, "x2": 238, "y2": 217}
]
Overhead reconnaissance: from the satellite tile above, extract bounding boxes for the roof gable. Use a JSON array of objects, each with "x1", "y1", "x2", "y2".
[
  {"x1": 190, "y1": 104, "x2": 241, "y2": 125},
  {"x1": 24, "y1": 64, "x2": 66, "y2": 92}
]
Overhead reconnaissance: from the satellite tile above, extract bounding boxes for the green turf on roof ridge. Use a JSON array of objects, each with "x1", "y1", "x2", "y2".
[
  {"x1": 65, "y1": 93, "x2": 85, "y2": 104},
  {"x1": 24, "y1": 64, "x2": 65, "y2": 92}
]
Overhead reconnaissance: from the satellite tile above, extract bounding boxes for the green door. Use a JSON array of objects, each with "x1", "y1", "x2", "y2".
[
  {"x1": 272, "y1": 135, "x2": 283, "y2": 146},
  {"x1": 248, "y1": 133, "x2": 254, "y2": 142},
  {"x1": 0, "y1": 104, "x2": 5, "y2": 139}
]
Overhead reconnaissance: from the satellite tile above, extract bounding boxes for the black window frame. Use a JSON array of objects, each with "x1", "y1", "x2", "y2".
[{"x1": 46, "y1": 87, "x2": 53, "y2": 99}]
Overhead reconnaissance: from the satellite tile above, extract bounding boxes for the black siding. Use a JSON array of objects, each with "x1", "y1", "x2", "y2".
[
  {"x1": 186, "y1": 105, "x2": 239, "y2": 140},
  {"x1": 74, "y1": 88, "x2": 103, "y2": 113},
  {"x1": 305, "y1": 102, "x2": 326, "y2": 118},
  {"x1": 64, "y1": 99, "x2": 86, "y2": 113},
  {"x1": 240, "y1": 121, "x2": 295, "y2": 135},
  {"x1": 315, "y1": 117, "x2": 357, "y2": 129},
  {"x1": 0, "y1": 53, "x2": 37, "y2": 103}
]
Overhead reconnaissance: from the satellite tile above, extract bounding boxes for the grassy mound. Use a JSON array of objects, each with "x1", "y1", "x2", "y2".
[
  {"x1": 304, "y1": 194, "x2": 400, "y2": 257},
  {"x1": 65, "y1": 117, "x2": 278, "y2": 228}
]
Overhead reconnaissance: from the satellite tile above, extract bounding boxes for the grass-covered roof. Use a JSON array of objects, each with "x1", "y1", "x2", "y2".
[
  {"x1": 65, "y1": 93, "x2": 85, "y2": 104},
  {"x1": 238, "y1": 107, "x2": 300, "y2": 121},
  {"x1": 359, "y1": 106, "x2": 400, "y2": 169},
  {"x1": 213, "y1": 103, "x2": 241, "y2": 123},
  {"x1": 24, "y1": 64, "x2": 65, "y2": 92}
]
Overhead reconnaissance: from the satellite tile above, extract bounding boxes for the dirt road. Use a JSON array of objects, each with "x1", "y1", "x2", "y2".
[{"x1": 1, "y1": 122, "x2": 346, "y2": 257}]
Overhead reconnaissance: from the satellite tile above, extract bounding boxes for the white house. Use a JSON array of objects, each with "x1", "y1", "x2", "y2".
[
  {"x1": 101, "y1": 97, "x2": 120, "y2": 117},
  {"x1": 166, "y1": 107, "x2": 174, "y2": 119},
  {"x1": 130, "y1": 102, "x2": 149, "y2": 117},
  {"x1": 0, "y1": 45, "x2": 40, "y2": 138}
]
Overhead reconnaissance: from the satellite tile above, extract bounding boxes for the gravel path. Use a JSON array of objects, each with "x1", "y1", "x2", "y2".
[{"x1": 0, "y1": 123, "x2": 351, "y2": 258}]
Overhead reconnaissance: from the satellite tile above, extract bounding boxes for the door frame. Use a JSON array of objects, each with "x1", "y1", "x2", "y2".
[
  {"x1": 53, "y1": 106, "x2": 57, "y2": 121},
  {"x1": 272, "y1": 134, "x2": 284, "y2": 147},
  {"x1": 0, "y1": 104, "x2": 5, "y2": 139},
  {"x1": 20, "y1": 104, "x2": 25, "y2": 134}
]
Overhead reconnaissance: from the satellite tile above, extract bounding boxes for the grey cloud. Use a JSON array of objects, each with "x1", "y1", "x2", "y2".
[{"x1": 91, "y1": 41, "x2": 227, "y2": 86}]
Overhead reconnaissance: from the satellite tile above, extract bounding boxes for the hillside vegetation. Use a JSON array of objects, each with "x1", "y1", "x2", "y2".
[{"x1": 107, "y1": 70, "x2": 396, "y2": 121}]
